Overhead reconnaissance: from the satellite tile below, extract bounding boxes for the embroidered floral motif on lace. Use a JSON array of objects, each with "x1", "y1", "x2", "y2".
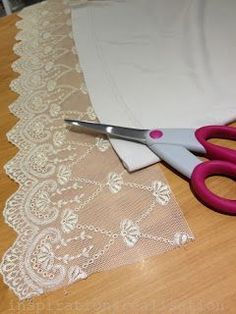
[{"x1": 0, "y1": 0, "x2": 194, "y2": 300}]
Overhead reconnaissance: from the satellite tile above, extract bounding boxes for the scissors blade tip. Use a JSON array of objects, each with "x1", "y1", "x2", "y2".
[
  {"x1": 64, "y1": 119, "x2": 147, "y2": 143},
  {"x1": 64, "y1": 119, "x2": 77, "y2": 125}
]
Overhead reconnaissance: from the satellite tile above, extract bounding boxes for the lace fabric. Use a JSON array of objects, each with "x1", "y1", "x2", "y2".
[{"x1": 0, "y1": 0, "x2": 194, "y2": 300}]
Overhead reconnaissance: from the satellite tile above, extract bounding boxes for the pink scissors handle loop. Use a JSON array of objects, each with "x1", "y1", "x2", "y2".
[
  {"x1": 195, "y1": 125, "x2": 236, "y2": 163},
  {"x1": 191, "y1": 160, "x2": 236, "y2": 214}
]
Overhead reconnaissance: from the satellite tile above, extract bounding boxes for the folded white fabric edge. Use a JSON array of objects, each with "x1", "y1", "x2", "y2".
[{"x1": 71, "y1": 0, "x2": 236, "y2": 171}]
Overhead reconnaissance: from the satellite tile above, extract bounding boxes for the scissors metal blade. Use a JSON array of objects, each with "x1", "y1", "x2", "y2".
[{"x1": 64, "y1": 119, "x2": 148, "y2": 144}]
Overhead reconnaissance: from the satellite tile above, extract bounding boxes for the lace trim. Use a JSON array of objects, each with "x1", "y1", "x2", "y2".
[{"x1": 0, "y1": 0, "x2": 194, "y2": 300}]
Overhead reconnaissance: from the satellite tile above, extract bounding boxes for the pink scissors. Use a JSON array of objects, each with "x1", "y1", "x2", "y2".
[{"x1": 65, "y1": 120, "x2": 236, "y2": 215}]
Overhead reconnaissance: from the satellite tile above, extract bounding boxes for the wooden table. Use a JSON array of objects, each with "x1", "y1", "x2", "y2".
[{"x1": 0, "y1": 13, "x2": 236, "y2": 314}]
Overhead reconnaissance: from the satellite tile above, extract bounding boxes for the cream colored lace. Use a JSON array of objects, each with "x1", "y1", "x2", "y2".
[{"x1": 0, "y1": 0, "x2": 194, "y2": 300}]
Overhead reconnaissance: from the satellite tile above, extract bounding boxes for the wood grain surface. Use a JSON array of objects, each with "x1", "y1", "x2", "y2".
[{"x1": 0, "y1": 13, "x2": 236, "y2": 314}]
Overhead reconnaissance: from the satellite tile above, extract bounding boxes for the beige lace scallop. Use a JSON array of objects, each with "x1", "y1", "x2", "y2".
[{"x1": 0, "y1": 0, "x2": 194, "y2": 300}]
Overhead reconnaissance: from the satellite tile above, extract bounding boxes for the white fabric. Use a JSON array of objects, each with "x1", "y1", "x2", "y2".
[{"x1": 72, "y1": 0, "x2": 236, "y2": 171}]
